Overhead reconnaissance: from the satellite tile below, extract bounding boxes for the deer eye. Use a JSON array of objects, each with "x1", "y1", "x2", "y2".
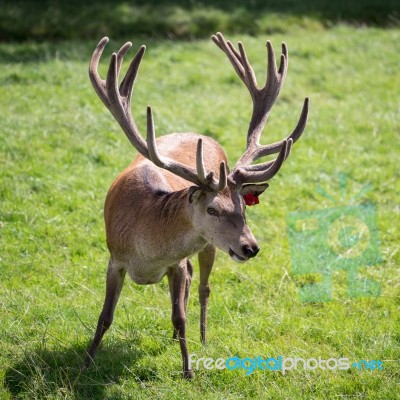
[{"x1": 207, "y1": 207, "x2": 216, "y2": 215}]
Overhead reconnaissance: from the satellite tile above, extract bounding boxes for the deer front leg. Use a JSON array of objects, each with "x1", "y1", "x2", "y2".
[
  {"x1": 84, "y1": 260, "x2": 126, "y2": 367},
  {"x1": 168, "y1": 260, "x2": 194, "y2": 379},
  {"x1": 198, "y1": 244, "x2": 216, "y2": 344}
]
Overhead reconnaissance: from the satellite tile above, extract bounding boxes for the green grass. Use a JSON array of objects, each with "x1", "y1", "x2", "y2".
[
  {"x1": 1, "y1": 25, "x2": 399, "y2": 399},
  {"x1": 1, "y1": 0, "x2": 399, "y2": 41}
]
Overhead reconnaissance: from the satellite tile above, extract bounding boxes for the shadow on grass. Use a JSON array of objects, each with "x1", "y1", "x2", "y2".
[
  {"x1": 4, "y1": 341, "x2": 158, "y2": 399},
  {"x1": 0, "y1": 0, "x2": 399, "y2": 42}
]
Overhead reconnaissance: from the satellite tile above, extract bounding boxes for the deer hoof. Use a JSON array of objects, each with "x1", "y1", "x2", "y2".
[
  {"x1": 183, "y1": 369, "x2": 195, "y2": 379},
  {"x1": 82, "y1": 352, "x2": 95, "y2": 369}
]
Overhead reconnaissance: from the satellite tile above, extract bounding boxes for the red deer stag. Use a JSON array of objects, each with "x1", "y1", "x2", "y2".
[{"x1": 84, "y1": 32, "x2": 309, "y2": 379}]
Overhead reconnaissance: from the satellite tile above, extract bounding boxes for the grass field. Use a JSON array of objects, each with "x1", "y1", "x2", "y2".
[
  {"x1": 1, "y1": 0, "x2": 399, "y2": 40},
  {"x1": 0, "y1": 22, "x2": 399, "y2": 399}
]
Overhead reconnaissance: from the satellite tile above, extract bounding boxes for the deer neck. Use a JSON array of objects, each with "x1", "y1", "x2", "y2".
[{"x1": 154, "y1": 188, "x2": 207, "y2": 257}]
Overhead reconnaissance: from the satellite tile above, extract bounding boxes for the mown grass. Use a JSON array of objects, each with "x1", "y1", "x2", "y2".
[{"x1": 0, "y1": 25, "x2": 399, "y2": 399}]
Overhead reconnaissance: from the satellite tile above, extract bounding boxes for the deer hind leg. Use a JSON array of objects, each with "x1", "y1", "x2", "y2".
[
  {"x1": 185, "y1": 259, "x2": 193, "y2": 312},
  {"x1": 84, "y1": 259, "x2": 126, "y2": 367},
  {"x1": 198, "y1": 244, "x2": 216, "y2": 344},
  {"x1": 172, "y1": 259, "x2": 193, "y2": 340},
  {"x1": 168, "y1": 259, "x2": 194, "y2": 379}
]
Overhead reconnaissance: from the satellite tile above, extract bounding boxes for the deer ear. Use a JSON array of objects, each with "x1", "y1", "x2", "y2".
[
  {"x1": 240, "y1": 183, "x2": 269, "y2": 197},
  {"x1": 188, "y1": 186, "x2": 203, "y2": 203}
]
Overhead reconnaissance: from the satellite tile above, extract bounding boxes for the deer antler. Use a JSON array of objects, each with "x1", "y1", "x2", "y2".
[
  {"x1": 89, "y1": 37, "x2": 227, "y2": 192},
  {"x1": 212, "y1": 32, "x2": 309, "y2": 185}
]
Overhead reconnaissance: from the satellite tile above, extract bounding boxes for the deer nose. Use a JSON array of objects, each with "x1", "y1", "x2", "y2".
[{"x1": 242, "y1": 245, "x2": 260, "y2": 259}]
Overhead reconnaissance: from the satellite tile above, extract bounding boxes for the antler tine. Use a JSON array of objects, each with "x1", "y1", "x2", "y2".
[
  {"x1": 238, "y1": 41, "x2": 258, "y2": 94},
  {"x1": 89, "y1": 37, "x2": 110, "y2": 107},
  {"x1": 212, "y1": 32, "x2": 259, "y2": 96},
  {"x1": 278, "y1": 43, "x2": 288, "y2": 76},
  {"x1": 226, "y1": 41, "x2": 241, "y2": 61},
  {"x1": 244, "y1": 135, "x2": 293, "y2": 172},
  {"x1": 146, "y1": 106, "x2": 165, "y2": 168},
  {"x1": 212, "y1": 32, "x2": 245, "y2": 83},
  {"x1": 115, "y1": 42, "x2": 132, "y2": 80},
  {"x1": 259, "y1": 139, "x2": 292, "y2": 181},
  {"x1": 119, "y1": 45, "x2": 146, "y2": 100},
  {"x1": 265, "y1": 40, "x2": 288, "y2": 92},
  {"x1": 266, "y1": 41, "x2": 278, "y2": 88},
  {"x1": 196, "y1": 139, "x2": 227, "y2": 191},
  {"x1": 105, "y1": 53, "x2": 123, "y2": 111},
  {"x1": 196, "y1": 138, "x2": 208, "y2": 184},
  {"x1": 234, "y1": 139, "x2": 292, "y2": 184},
  {"x1": 288, "y1": 96, "x2": 308, "y2": 142},
  {"x1": 211, "y1": 161, "x2": 227, "y2": 192},
  {"x1": 254, "y1": 97, "x2": 309, "y2": 159}
]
